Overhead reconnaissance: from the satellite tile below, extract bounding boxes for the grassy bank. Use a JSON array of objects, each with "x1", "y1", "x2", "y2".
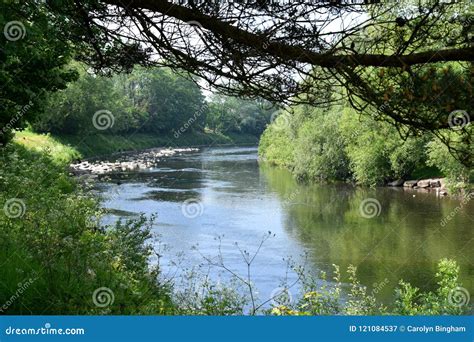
[{"x1": 15, "y1": 130, "x2": 259, "y2": 160}]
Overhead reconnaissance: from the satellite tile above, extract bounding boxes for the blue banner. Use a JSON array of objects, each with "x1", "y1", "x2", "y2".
[{"x1": 0, "y1": 316, "x2": 472, "y2": 342}]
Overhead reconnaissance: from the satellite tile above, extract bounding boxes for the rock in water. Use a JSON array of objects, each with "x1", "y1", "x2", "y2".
[
  {"x1": 417, "y1": 179, "x2": 431, "y2": 188},
  {"x1": 403, "y1": 180, "x2": 418, "y2": 188}
]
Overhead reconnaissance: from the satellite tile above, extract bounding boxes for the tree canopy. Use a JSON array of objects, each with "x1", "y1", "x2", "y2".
[{"x1": 1, "y1": 0, "x2": 472, "y2": 164}]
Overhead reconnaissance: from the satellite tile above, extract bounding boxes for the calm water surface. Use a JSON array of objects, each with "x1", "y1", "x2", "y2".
[{"x1": 97, "y1": 146, "x2": 473, "y2": 306}]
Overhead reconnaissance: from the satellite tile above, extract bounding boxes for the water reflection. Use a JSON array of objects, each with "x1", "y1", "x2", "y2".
[{"x1": 261, "y1": 164, "x2": 474, "y2": 303}]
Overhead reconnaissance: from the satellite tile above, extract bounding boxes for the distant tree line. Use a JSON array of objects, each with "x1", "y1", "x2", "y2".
[{"x1": 32, "y1": 64, "x2": 273, "y2": 137}]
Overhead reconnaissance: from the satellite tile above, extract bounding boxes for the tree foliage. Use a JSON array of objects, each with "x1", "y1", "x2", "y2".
[
  {"x1": 207, "y1": 95, "x2": 274, "y2": 136},
  {"x1": 24, "y1": 0, "x2": 472, "y2": 164},
  {"x1": 260, "y1": 101, "x2": 469, "y2": 188},
  {"x1": 32, "y1": 65, "x2": 207, "y2": 135},
  {"x1": 0, "y1": 1, "x2": 78, "y2": 144},
  {"x1": 32, "y1": 64, "x2": 270, "y2": 138},
  {"x1": 1, "y1": 0, "x2": 472, "y2": 164}
]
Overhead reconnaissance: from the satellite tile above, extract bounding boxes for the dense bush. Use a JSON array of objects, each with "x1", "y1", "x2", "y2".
[
  {"x1": 394, "y1": 259, "x2": 468, "y2": 315},
  {"x1": 427, "y1": 132, "x2": 473, "y2": 193},
  {"x1": 293, "y1": 110, "x2": 351, "y2": 182},
  {"x1": 259, "y1": 102, "x2": 468, "y2": 189},
  {"x1": 258, "y1": 124, "x2": 295, "y2": 168},
  {"x1": 340, "y1": 110, "x2": 428, "y2": 186}
]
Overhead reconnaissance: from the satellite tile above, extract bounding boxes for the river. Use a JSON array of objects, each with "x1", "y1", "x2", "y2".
[{"x1": 96, "y1": 146, "x2": 473, "y2": 308}]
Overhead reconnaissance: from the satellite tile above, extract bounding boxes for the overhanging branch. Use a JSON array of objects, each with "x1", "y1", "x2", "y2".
[{"x1": 104, "y1": 0, "x2": 474, "y2": 67}]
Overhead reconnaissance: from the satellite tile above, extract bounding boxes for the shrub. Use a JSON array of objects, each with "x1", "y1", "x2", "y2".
[
  {"x1": 260, "y1": 103, "x2": 432, "y2": 187},
  {"x1": 395, "y1": 259, "x2": 468, "y2": 315},
  {"x1": 258, "y1": 123, "x2": 295, "y2": 167},
  {"x1": 340, "y1": 110, "x2": 427, "y2": 186},
  {"x1": 293, "y1": 112, "x2": 351, "y2": 182}
]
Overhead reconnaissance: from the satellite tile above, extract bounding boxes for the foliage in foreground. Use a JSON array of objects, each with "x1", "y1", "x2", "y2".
[
  {"x1": 268, "y1": 259, "x2": 468, "y2": 316},
  {"x1": 171, "y1": 257, "x2": 469, "y2": 316},
  {"x1": 0, "y1": 144, "x2": 174, "y2": 314},
  {"x1": 0, "y1": 144, "x2": 470, "y2": 315}
]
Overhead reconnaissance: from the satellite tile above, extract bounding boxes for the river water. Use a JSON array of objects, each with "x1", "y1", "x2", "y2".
[{"x1": 97, "y1": 146, "x2": 473, "y2": 308}]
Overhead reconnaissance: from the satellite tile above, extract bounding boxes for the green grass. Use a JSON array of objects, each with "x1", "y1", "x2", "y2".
[{"x1": 13, "y1": 130, "x2": 81, "y2": 164}]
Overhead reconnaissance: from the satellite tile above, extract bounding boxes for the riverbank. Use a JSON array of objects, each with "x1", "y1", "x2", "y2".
[
  {"x1": 14, "y1": 130, "x2": 258, "y2": 160},
  {"x1": 259, "y1": 135, "x2": 473, "y2": 196},
  {"x1": 70, "y1": 147, "x2": 199, "y2": 175}
]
